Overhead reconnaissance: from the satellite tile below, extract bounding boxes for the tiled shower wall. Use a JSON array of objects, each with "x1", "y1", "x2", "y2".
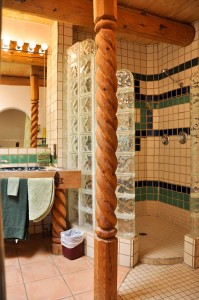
[{"x1": 73, "y1": 20, "x2": 199, "y2": 230}]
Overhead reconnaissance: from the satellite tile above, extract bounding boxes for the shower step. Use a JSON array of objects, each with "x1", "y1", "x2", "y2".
[{"x1": 139, "y1": 256, "x2": 184, "y2": 265}]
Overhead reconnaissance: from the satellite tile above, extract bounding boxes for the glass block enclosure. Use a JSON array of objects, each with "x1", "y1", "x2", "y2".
[{"x1": 63, "y1": 39, "x2": 135, "y2": 237}]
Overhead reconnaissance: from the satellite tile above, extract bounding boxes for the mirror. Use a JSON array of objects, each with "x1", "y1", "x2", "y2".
[
  {"x1": 0, "y1": 109, "x2": 29, "y2": 148},
  {"x1": 0, "y1": 11, "x2": 51, "y2": 147}
]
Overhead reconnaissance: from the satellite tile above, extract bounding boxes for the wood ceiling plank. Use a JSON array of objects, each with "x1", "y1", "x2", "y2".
[{"x1": 3, "y1": 0, "x2": 195, "y2": 46}]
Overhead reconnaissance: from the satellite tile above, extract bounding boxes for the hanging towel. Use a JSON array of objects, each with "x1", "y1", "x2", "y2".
[
  {"x1": 7, "y1": 177, "x2": 20, "y2": 196},
  {"x1": 28, "y1": 178, "x2": 54, "y2": 222},
  {"x1": 1, "y1": 178, "x2": 29, "y2": 240}
]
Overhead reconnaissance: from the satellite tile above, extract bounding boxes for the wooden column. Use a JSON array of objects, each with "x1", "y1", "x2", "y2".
[
  {"x1": 93, "y1": 1, "x2": 118, "y2": 299},
  {"x1": 30, "y1": 73, "x2": 39, "y2": 147},
  {"x1": 51, "y1": 189, "x2": 68, "y2": 254}
]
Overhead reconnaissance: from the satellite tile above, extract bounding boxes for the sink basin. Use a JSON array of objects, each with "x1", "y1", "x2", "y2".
[{"x1": 0, "y1": 166, "x2": 47, "y2": 171}]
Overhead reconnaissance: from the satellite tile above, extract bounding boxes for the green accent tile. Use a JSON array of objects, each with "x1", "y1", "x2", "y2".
[
  {"x1": 148, "y1": 194, "x2": 154, "y2": 200},
  {"x1": 141, "y1": 123, "x2": 146, "y2": 129},
  {"x1": 173, "y1": 199, "x2": 178, "y2": 207},
  {"x1": 178, "y1": 96, "x2": 184, "y2": 105},
  {"x1": 159, "y1": 188, "x2": 164, "y2": 195},
  {"x1": 147, "y1": 186, "x2": 153, "y2": 194},
  {"x1": 159, "y1": 194, "x2": 164, "y2": 202},
  {"x1": 141, "y1": 109, "x2": 146, "y2": 117},
  {"x1": 168, "y1": 99, "x2": 172, "y2": 107},
  {"x1": 135, "y1": 187, "x2": 140, "y2": 194},
  {"x1": 28, "y1": 154, "x2": 37, "y2": 163},
  {"x1": 162, "y1": 189, "x2": 168, "y2": 196},
  {"x1": 141, "y1": 193, "x2": 146, "y2": 201},
  {"x1": 141, "y1": 187, "x2": 147, "y2": 194},
  {"x1": 0, "y1": 155, "x2": 10, "y2": 163},
  {"x1": 135, "y1": 102, "x2": 141, "y2": 109},
  {"x1": 153, "y1": 103, "x2": 159, "y2": 109},
  {"x1": 178, "y1": 200, "x2": 183, "y2": 209},
  {"x1": 153, "y1": 193, "x2": 159, "y2": 200},
  {"x1": 184, "y1": 202, "x2": 190, "y2": 211},
  {"x1": 167, "y1": 190, "x2": 173, "y2": 198},
  {"x1": 10, "y1": 155, "x2": 19, "y2": 164},
  {"x1": 19, "y1": 155, "x2": 28, "y2": 163},
  {"x1": 178, "y1": 192, "x2": 184, "y2": 200},
  {"x1": 140, "y1": 102, "x2": 146, "y2": 109},
  {"x1": 135, "y1": 194, "x2": 140, "y2": 201},
  {"x1": 164, "y1": 100, "x2": 169, "y2": 108},
  {"x1": 163, "y1": 195, "x2": 167, "y2": 203},
  {"x1": 141, "y1": 116, "x2": 147, "y2": 123},
  {"x1": 173, "y1": 191, "x2": 178, "y2": 199},
  {"x1": 135, "y1": 123, "x2": 140, "y2": 130},
  {"x1": 184, "y1": 95, "x2": 190, "y2": 103},
  {"x1": 184, "y1": 194, "x2": 190, "y2": 203},
  {"x1": 154, "y1": 187, "x2": 158, "y2": 194},
  {"x1": 168, "y1": 198, "x2": 173, "y2": 205},
  {"x1": 159, "y1": 101, "x2": 164, "y2": 109},
  {"x1": 172, "y1": 98, "x2": 179, "y2": 105}
]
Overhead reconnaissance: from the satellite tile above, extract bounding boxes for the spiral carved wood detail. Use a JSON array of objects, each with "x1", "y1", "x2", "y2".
[
  {"x1": 52, "y1": 189, "x2": 67, "y2": 244},
  {"x1": 95, "y1": 20, "x2": 118, "y2": 240},
  {"x1": 30, "y1": 99, "x2": 39, "y2": 148}
]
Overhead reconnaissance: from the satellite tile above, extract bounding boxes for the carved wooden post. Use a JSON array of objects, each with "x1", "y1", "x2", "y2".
[
  {"x1": 30, "y1": 73, "x2": 39, "y2": 147},
  {"x1": 93, "y1": 1, "x2": 118, "y2": 299},
  {"x1": 51, "y1": 189, "x2": 68, "y2": 254}
]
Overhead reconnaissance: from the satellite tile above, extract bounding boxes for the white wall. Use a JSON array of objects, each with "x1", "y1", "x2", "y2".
[
  {"x1": 2, "y1": 17, "x2": 51, "y2": 46},
  {"x1": 0, "y1": 85, "x2": 46, "y2": 134}
]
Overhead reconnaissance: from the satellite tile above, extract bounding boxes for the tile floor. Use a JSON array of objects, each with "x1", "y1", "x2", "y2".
[
  {"x1": 3, "y1": 219, "x2": 199, "y2": 300},
  {"x1": 4, "y1": 234, "x2": 129, "y2": 300},
  {"x1": 136, "y1": 216, "x2": 188, "y2": 264}
]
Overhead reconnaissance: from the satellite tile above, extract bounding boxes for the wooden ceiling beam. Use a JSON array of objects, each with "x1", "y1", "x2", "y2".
[
  {"x1": 3, "y1": 0, "x2": 195, "y2": 46},
  {"x1": 0, "y1": 75, "x2": 46, "y2": 86}
]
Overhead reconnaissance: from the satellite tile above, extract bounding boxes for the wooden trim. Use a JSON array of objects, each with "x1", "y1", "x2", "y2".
[
  {"x1": 3, "y1": 0, "x2": 195, "y2": 46},
  {"x1": 1, "y1": 40, "x2": 47, "y2": 66}
]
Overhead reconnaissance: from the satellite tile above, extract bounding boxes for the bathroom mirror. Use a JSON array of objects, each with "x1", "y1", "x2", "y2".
[{"x1": 0, "y1": 11, "x2": 51, "y2": 148}]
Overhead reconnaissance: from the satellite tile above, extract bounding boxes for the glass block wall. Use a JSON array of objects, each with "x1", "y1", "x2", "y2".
[
  {"x1": 63, "y1": 39, "x2": 96, "y2": 229},
  {"x1": 116, "y1": 70, "x2": 135, "y2": 237},
  {"x1": 63, "y1": 40, "x2": 135, "y2": 237}
]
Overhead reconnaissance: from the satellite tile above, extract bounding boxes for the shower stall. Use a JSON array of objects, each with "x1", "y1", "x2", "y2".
[{"x1": 63, "y1": 39, "x2": 199, "y2": 268}]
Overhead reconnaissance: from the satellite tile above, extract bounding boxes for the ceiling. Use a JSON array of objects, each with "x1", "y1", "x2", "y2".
[
  {"x1": 1, "y1": 0, "x2": 199, "y2": 82},
  {"x1": 118, "y1": 0, "x2": 199, "y2": 24}
]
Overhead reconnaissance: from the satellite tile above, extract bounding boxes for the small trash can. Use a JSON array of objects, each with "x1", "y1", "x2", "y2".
[{"x1": 61, "y1": 228, "x2": 84, "y2": 260}]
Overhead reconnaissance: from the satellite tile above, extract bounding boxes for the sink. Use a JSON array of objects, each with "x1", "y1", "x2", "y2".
[{"x1": 0, "y1": 166, "x2": 47, "y2": 171}]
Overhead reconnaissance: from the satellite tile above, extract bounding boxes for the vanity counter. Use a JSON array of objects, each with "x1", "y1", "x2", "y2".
[
  {"x1": 0, "y1": 168, "x2": 81, "y2": 254},
  {"x1": 0, "y1": 169, "x2": 81, "y2": 189}
]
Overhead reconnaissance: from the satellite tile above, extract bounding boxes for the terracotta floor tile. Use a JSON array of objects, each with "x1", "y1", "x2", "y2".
[
  {"x1": 53, "y1": 255, "x2": 93, "y2": 274},
  {"x1": 18, "y1": 247, "x2": 52, "y2": 265},
  {"x1": 74, "y1": 290, "x2": 94, "y2": 300},
  {"x1": 6, "y1": 283, "x2": 27, "y2": 300},
  {"x1": 63, "y1": 269, "x2": 94, "y2": 295},
  {"x1": 5, "y1": 266, "x2": 23, "y2": 287},
  {"x1": 4, "y1": 249, "x2": 19, "y2": 268},
  {"x1": 21, "y1": 260, "x2": 60, "y2": 283},
  {"x1": 25, "y1": 276, "x2": 72, "y2": 300}
]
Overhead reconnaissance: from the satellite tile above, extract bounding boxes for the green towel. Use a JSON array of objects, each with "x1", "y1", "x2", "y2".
[{"x1": 1, "y1": 179, "x2": 29, "y2": 240}]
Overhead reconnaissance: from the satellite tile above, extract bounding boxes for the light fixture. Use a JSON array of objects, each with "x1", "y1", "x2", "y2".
[
  {"x1": 2, "y1": 37, "x2": 10, "y2": 50},
  {"x1": 16, "y1": 39, "x2": 24, "y2": 51},
  {"x1": 39, "y1": 42, "x2": 48, "y2": 54},
  {"x1": 28, "y1": 41, "x2": 36, "y2": 52}
]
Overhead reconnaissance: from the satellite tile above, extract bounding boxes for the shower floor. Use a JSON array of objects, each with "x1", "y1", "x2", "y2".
[{"x1": 136, "y1": 216, "x2": 188, "y2": 265}]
